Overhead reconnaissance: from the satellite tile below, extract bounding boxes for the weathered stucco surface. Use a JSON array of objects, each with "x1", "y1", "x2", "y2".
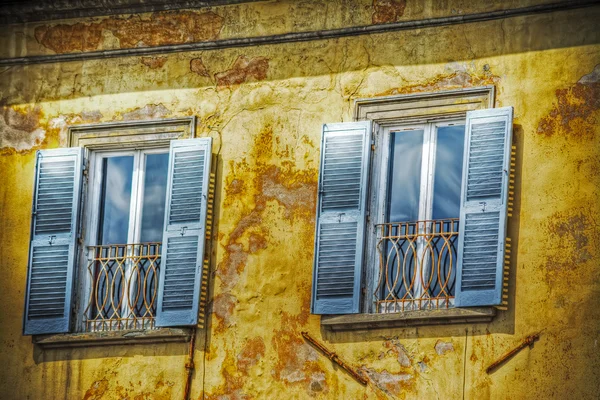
[{"x1": 0, "y1": 1, "x2": 599, "y2": 399}]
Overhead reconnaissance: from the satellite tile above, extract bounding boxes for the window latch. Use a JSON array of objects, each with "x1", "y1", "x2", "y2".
[
  {"x1": 48, "y1": 235, "x2": 56, "y2": 245},
  {"x1": 338, "y1": 213, "x2": 345, "y2": 223},
  {"x1": 180, "y1": 226, "x2": 188, "y2": 236},
  {"x1": 479, "y1": 202, "x2": 487, "y2": 212}
]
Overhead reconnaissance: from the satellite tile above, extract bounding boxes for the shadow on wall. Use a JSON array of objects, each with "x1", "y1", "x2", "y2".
[{"x1": 1, "y1": 6, "x2": 599, "y2": 105}]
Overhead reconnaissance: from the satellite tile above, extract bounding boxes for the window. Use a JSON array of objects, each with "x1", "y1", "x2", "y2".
[
  {"x1": 83, "y1": 148, "x2": 169, "y2": 331},
  {"x1": 310, "y1": 89, "x2": 513, "y2": 321},
  {"x1": 373, "y1": 121, "x2": 465, "y2": 313},
  {"x1": 23, "y1": 118, "x2": 212, "y2": 335}
]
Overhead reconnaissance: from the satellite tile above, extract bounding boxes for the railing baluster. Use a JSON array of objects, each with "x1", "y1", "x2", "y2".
[
  {"x1": 83, "y1": 242, "x2": 161, "y2": 332},
  {"x1": 375, "y1": 219, "x2": 459, "y2": 313}
]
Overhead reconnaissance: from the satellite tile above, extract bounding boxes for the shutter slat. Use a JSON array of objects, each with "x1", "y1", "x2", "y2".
[
  {"x1": 455, "y1": 107, "x2": 513, "y2": 307},
  {"x1": 24, "y1": 147, "x2": 83, "y2": 335},
  {"x1": 311, "y1": 122, "x2": 371, "y2": 315},
  {"x1": 156, "y1": 138, "x2": 212, "y2": 327}
]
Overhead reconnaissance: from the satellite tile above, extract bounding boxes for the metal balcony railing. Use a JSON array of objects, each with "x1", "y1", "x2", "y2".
[
  {"x1": 83, "y1": 243, "x2": 161, "y2": 332},
  {"x1": 374, "y1": 219, "x2": 459, "y2": 313}
]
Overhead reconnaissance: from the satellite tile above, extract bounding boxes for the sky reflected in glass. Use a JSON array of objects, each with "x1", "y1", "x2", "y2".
[
  {"x1": 98, "y1": 156, "x2": 134, "y2": 245},
  {"x1": 387, "y1": 129, "x2": 424, "y2": 222},
  {"x1": 140, "y1": 153, "x2": 169, "y2": 242},
  {"x1": 432, "y1": 125, "x2": 465, "y2": 220}
]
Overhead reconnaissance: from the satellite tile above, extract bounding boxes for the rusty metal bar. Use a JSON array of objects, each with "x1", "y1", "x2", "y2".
[
  {"x1": 0, "y1": 1, "x2": 596, "y2": 66},
  {"x1": 374, "y1": 218, "x2": 459, "y2": 313},
  {"x1": 486, "y1": 330, "x2": 544, "y2": 374},
  {"x1": 183, "y1": 327, "x2": 197, "y2": 400},
  {"x1": 301, "y1": 332, "x2": 368, "y2": 386}
]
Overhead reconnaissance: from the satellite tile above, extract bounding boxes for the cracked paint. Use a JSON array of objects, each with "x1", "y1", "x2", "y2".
[
  {"x1": 34, "y1": 11, "x2": 223, "y2": 53},
  {"x1": 0, "y1": 2, "x2": 599, "y2": 400}
]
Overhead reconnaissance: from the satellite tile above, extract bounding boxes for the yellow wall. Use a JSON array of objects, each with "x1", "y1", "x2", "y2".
[{"x1": 0, "y1": 1, "x2": 599, "y2": 398}]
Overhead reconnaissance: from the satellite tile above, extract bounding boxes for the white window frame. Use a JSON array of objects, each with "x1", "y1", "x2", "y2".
[
  {"x1": 82, "y1": 147, "x2": 169, "y2": 328},
  {"x1": 68, "y1": 117, "x2": 196, "y2": 332},
  {"x1": 371, "y1": 119, "x2": 465, "y2": 309},
  {"x1": 357, "y1": 87, "x2": 495, "y2": 313}
]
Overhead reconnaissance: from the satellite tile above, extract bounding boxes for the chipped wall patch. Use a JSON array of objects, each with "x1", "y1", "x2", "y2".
[
  {"x1": 537, "y1": 65, "x2": 599, "y2": 140},
  {"x1": 190, "y1": 58, "x2": 210, "y2": 77},
  {"x1": 121, "y1": 104, "x2": 170, "y2": 120},
  {"x1": 141, "y1": 56, "x2": 168, "y2": 69},
  {"x1": 215, "y1": 56, "x2": 269, "y2": 87},
  {"x1": 435, "y1": 340, "x2": 454, "y2": 355},
  {"x1": 0, "y1": 106, "x2": 46, "y2": 152},
  {"x1": 35, "y1": 11, "x2": 224, "y2": 53},
  {"x1": 372, "y1": 0, "x2": 407, "y2": 24}
]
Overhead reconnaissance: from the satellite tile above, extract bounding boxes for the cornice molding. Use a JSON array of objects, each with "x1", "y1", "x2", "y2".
[
  {"x1": 0, "y1": 0, "x2": 597, "y2": 67},
  {"x1": 0, "y1": 0, "x2": 255, "y2": 25}
]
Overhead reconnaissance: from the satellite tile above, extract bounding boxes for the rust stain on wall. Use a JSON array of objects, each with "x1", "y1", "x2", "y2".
[
  {"x1": 543, "y1": 209, "x2": 596, "y2": 286},
  {"x1": 217, "y1": 125, "x2": 317, "y2": 291},
  {"x1": 537, "y1": 65, "x2": 600, "y2": 140},
  {"x1": 82, "y1": 379, "x2": 109, "y2": 400},
  {"x1": 215, "y1": 56, "x2": 270, "y2": 87},
  {"x1": 35, "y1": 11, "x2": 223, "y2": 53},
  {"x1": 372, "y1": 0, "x2": 407, "y2": 24},
  {"x1": 237, "y1": 337, "x2": 266, "y2": 373},
  {"x1": 213, "y1": 292, "x2": 237, "y2": 333},
  {"x1": 272, "y1": 312, "x2": 327, "y2": 395},
  {"x1": 201, "y1": 352, "x2": 247, "y2": 400},
  {"x1": 141, "y1": 56, "x2": 168, "y2": 69},
  {"x1": 190, "y1": 58, "x2": 210, "y2": 77}
]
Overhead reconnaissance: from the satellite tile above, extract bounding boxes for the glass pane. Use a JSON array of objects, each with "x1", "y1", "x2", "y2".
[
  {"x1": 98, "y1": 156, "x2": 134, "y2": 245},
  {"x1": 140, "y1": 153, "x2": 169, "y2": 243},
  {"x1": 432, "y1": 125, "x2": 465, "y2": 220},
  {"x1": 386, "y1": 129, "x2": 424, "y2": 222}
]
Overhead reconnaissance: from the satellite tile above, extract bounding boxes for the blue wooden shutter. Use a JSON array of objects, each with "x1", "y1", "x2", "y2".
[
  {"x1": 455, "y1": 107, "x2": 513, "y2": 307},
  {"x1": 156, "y1": 138, "x2": 212, "y2": 327},
  {"x1": 311, "y1": 122, "x2": 372, "y2": 314},
  {"x1": 23, "y1": 147, "x2": 84, "y2": 335}
]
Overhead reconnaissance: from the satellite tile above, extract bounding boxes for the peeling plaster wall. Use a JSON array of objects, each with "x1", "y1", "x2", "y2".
[{"x1": 1, "y1": 1, "x2": 599, "y2": 399}]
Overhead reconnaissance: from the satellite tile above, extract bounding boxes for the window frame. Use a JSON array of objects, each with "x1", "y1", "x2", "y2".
[
  {"x1": 358, "y1": 87, "x2": 496, "y2": 314},
  {"x1": 68, "y1": 117, "x2": 197, "y2": 333},
  {"x1": 369, "y1": 119, "x2": 466, "y2": 312}
]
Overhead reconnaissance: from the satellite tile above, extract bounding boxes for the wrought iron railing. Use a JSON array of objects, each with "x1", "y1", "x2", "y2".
[
  {"x1": 374, "y1": 219, "x2": 459, "y2": 313},
  {"x1": 83, "y1": 243, "x2": 161, "y2": 332}
]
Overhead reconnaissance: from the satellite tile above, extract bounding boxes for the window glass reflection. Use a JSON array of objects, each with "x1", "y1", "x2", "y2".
[
  {"x1": 140, "y1": 153, "x2": 169, "y2": 242},
  {"x1": 387, "y1": 130, "x2": 424, "y2": 222},
  {"x1": 98, "y1": 156, "x2": 134, "y2": 245},
  {"x1": 432, "y1": 125, "x2": 465, "y2": 220}
]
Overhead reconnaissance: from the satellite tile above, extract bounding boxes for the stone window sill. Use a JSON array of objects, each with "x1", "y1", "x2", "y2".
[
  {"x1": 321, "y1": 307, "x2": 496, "y2": 331},
  {"x1": 33, "y1": 327, "x2": 193, "y2": 349}
]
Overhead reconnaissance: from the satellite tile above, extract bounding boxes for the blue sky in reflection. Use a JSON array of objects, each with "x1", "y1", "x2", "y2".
[
  {"x1": 99, "y1": 156, "x2": 133, "y2": 245},
  {"x1": 387, "y1": 130, "x2": 424, "y2": 222},
  {"x1": 98, "y1": 153, "x2": 169, "y2": 245},
  {"x1": 433, "y1": 125, "x2": 465, "y2": 220},
  {"x1": 140, "y1": 153, "x2": 169, "y2": 242},
  {"x1": 387, "y1": 125, "x2": 465, "y2": 222}
]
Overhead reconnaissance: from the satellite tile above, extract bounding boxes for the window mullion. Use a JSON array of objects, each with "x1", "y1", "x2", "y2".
[{"x1": 414, "y1": 124, "x2": 434, "y2": 303}]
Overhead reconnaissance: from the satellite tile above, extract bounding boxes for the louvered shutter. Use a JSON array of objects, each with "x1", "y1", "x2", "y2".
[
  {"x1": 455, "y1": 107, "x2": 513, "y2": 307},
  {"x1": 311, "y1": 122, "x2": 371, "y2": 315},
  {"x1": 156, "y1": 138, "x2": 212, "y2": 327},
  {"x1": 23, "y1": 147, "x2": 84, "y2": 335}
]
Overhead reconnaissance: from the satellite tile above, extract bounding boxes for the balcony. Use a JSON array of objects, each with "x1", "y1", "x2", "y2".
[
  {"x1": 374, "y1": 219, "x2": 459, "y2": 313},
  {"x1": 83, "y1": 243, "x2": 161, "y2": 332}
]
